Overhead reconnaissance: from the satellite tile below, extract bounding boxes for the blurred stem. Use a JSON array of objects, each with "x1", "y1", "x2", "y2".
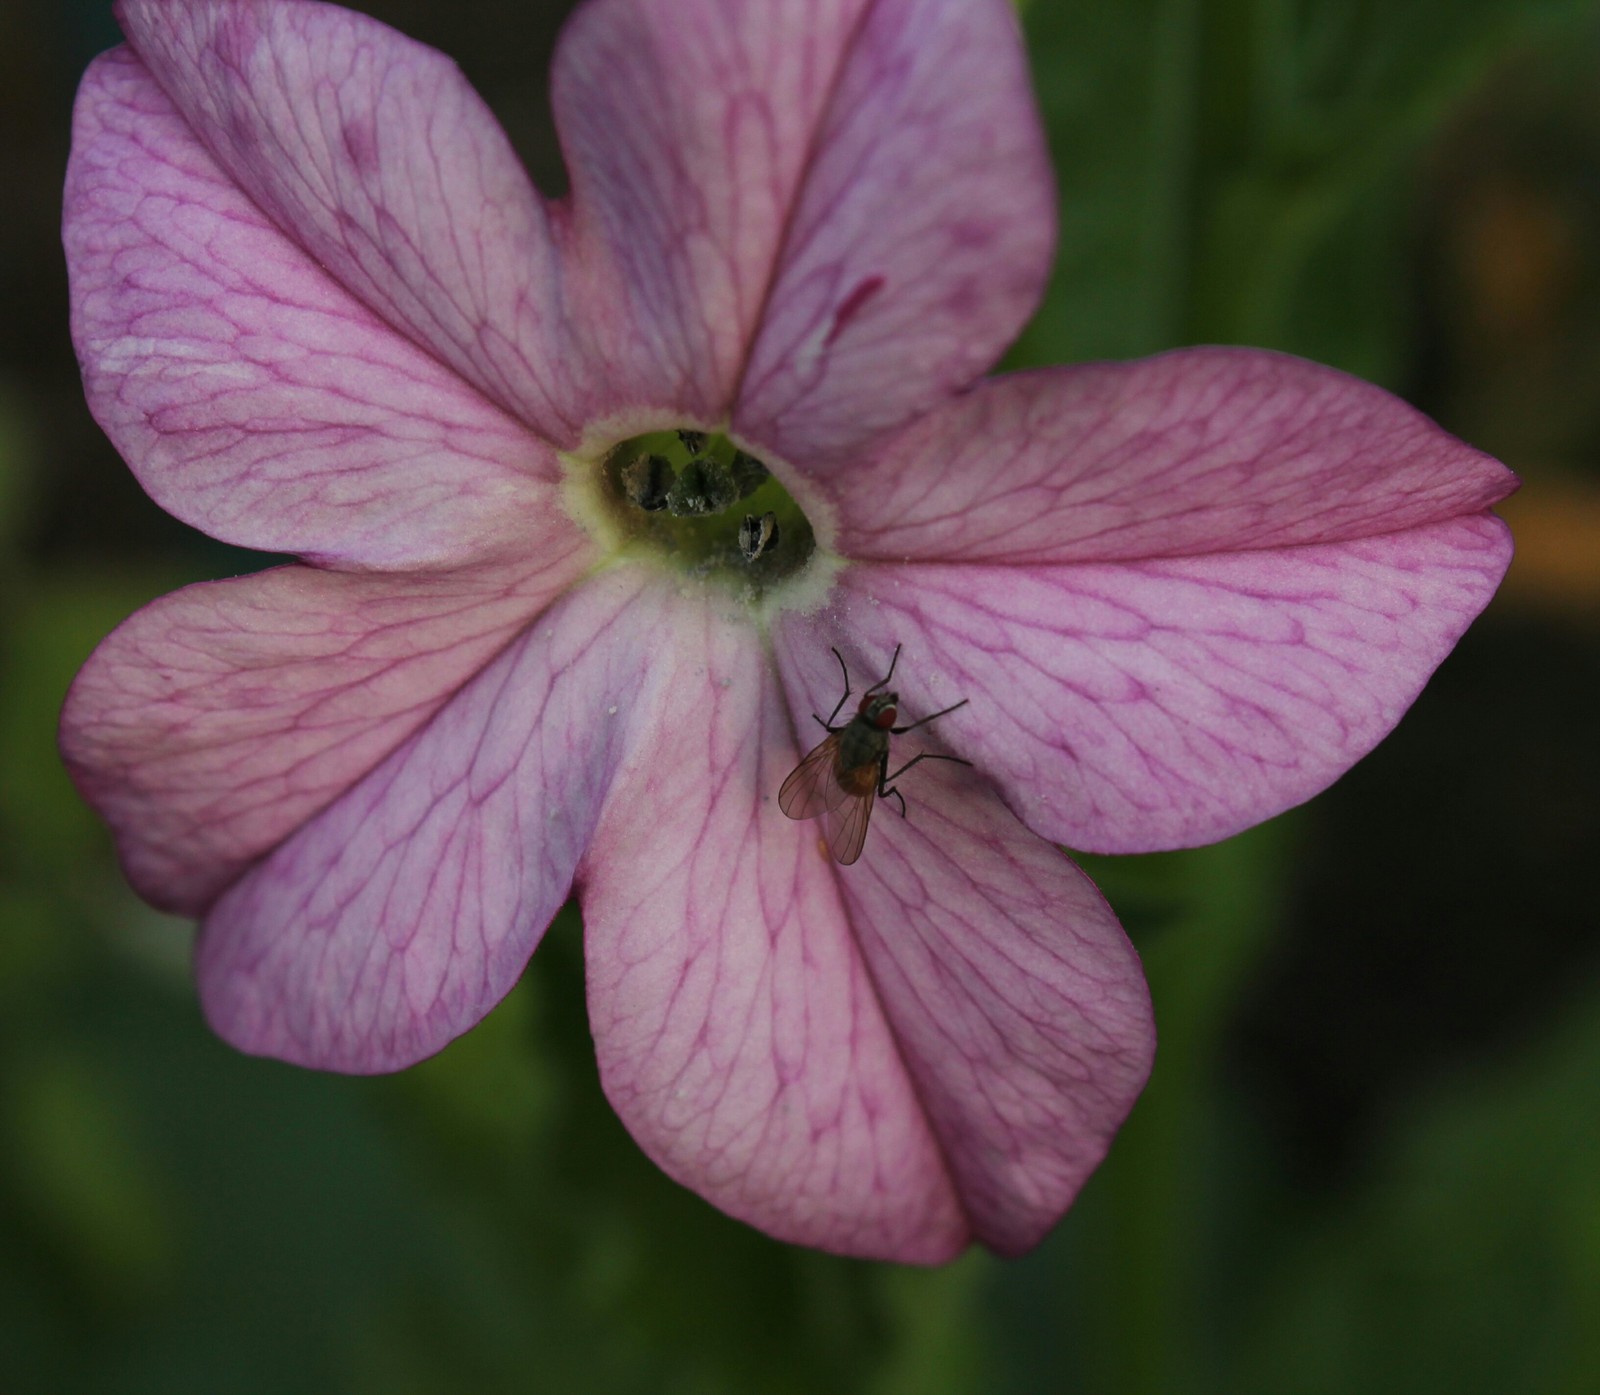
[
  {"x1": 1077, "y1": 818, "x2": 1296, "y2": 1395},
  {"x1": 1140, "y1": 0, "x2": 1204, "y2": 349}
]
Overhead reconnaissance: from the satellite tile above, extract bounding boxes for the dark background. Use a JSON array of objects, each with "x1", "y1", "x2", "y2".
[{"x1": 3, "y1": 1, "x2": 1599, "y2": 1391}]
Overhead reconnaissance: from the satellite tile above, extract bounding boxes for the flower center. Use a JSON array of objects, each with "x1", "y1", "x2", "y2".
[{"x1": 571, "y1": 429, "x2": 818, "y2": 597}]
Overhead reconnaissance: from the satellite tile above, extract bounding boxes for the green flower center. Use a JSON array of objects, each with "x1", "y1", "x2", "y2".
[{"x1": 568, "y1": 429, "x2": 820, "y2": 601}]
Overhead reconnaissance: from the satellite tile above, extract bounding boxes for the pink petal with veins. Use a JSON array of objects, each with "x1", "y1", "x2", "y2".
[
  {"x1": 578, "y1": 585, "x2": 966, "y2": 1262},
  {"x1": 553, "y1": 0, "x2": 875, "y2": 426},
  {"x1": 829, "y1": 349, "x2": 1518, "y2": 564},
  {"x1": 771, "y1": 643, "x2": 1154, "y2": 1255},
  {"x1": 66, "y1": 47, "x2": 561, "y2": 568},
  {"x1": 197, "y1": 567, "x2": 660, "y2": 1072},
  {"x1": 62, "y1": 550, "x2": 590, "y2": 916},
  {"x1": 735, "y1": 0, "x2": 1054, "y2": 465},
  {"x1": 114, "y1": 0, "x2": 595, "y2": 443},
  {"x1": 780, "y1": 514, "x2": 1512, "y2": 853}
]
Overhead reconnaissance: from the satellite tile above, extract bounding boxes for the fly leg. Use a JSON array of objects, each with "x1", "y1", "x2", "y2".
[
  {"x1": 877, "y1": 751, "x2": 909, "y2": 819},
  {"x1": 891, "y1": 697, "x2": 968, "y2": 734},
  {"x1": 815, "y1": 647, "x2": 854, "y2": 730},
  {"x1": 878, "y1": 751, "x2": 973, "y2": 818}
]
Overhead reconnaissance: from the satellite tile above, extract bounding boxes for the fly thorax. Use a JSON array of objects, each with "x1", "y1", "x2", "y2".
[{"x1": 836, "y1": 722, "x2": 889, "y2": 792}]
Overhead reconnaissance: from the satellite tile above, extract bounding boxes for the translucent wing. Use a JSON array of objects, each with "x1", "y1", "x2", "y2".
[
  {"x1": 824, "y1": 783, "x2": 876, "y2": 866},
  {"x1": 779, "y1": 733, "x2": 850, "y2": 820}
]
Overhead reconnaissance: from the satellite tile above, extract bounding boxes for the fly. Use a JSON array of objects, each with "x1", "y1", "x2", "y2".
[{"x1": 778, "y1": 645, "x2": 970, "y2": 865}]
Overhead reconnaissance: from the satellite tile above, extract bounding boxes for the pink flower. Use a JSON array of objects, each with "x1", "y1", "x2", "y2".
[{"x1": 60, "y1": 0, "x2": 1514, "y2": 1262}]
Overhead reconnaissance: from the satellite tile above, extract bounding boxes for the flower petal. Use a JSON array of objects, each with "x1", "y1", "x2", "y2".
[
  {"x1": 780, "y1": 517, "x2": 1512, "y2": 854},
  {"x1": 827, "y1": 349, "x2": 1518, "y2": 564},
  {"x1": 578, "y1": 588, "x2": 970, "y2": 1262},
  {"x1": 112, "y1": 0, "x2": 592, "y2": 444},
  {"x1": 107, "y1": 0, "x2": 1056, "y2": 460},
  {"x1": 775, "y1": 644, "x2": 1154, "y2": 1253},
  {"x1": 61, "y1": 551, "x2": 590, "y2": 916},
  {"x1": 65, "y1": 46, "x2": 563, "y2": 568},
  {"x1": 551, "y1": 0, "x2": 881, "y2": 426},
  {"x1": 734, "y1": 0, "x2": 1054, "y2": 463},
  {"x1": 196, "y1": 567, "x2": 660, "y2": 1072}
]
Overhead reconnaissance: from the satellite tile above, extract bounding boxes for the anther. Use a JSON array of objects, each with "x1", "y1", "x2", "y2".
[
  {"x1": 729, "y1": 449, "x2": 769, "y2": 500},
  {"x1": 621, "y1": 452, "x2": 674, "y2": 511},
  {"x1": 667, "y1": 456, "x2": 736, "y2": 516},
  {"x1": 737, "y1": 511, "x2": 780, "y2": 562}
]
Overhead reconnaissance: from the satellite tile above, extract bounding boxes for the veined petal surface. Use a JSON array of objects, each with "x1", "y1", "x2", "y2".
[
  {"x1": 782, "y1": 518, "x2": 1512, "y2": 854},
  {"x1": 829, "y1": 349, "x2": 1517, "y2": 564},
  {"x1": 196, "y1": 567, "x2": 662, "y2": 1072},
  {"x1": 111, "y1": 0, "x2": 1048, "y2": 451},
  {"x1": 771, "y1": 641, "x2": 1155, "y2": 1255},
  {"x1": 61, "y1": 551, "x2": 590, "y2": 916},
  {"x1": 66, "y1": 45, "x2": 564, "y2": 568},
  {"x1": 553, "y1": 0, "x2": 873, "y2": 427},
  {"x1": 577, "y1": 587, "x2": 967, "y2": 1262},
  {"x1": 734, "y1": 0, "x2": 1054, "y2": 464},
  {"x1": 113, "y1": 0, "x2": 593, "y2": 443}
]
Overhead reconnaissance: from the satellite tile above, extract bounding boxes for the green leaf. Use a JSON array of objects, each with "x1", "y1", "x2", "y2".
[
  {"x1": 0, "y1": 570, "x2": 194, "y2": 875},
  {"x1": 1013, "y1": 0, "x2": 1600, "y2": 376},
  {"x1": 1237, "y1": 967, "x2": 1600, "y2": 1395}
]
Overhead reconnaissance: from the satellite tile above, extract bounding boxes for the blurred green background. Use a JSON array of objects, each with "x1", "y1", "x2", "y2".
[{"x1": 4, "y1": 1, "x2": 1600, "y2": 1391}]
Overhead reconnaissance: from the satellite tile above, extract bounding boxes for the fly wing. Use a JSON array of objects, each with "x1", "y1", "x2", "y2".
[
  {"x1": 778, "y1": 733, "x2": 849, "y2": 821},
  {"x1": 824, "y1": 784, "x2": 876, "y2": 866}
]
